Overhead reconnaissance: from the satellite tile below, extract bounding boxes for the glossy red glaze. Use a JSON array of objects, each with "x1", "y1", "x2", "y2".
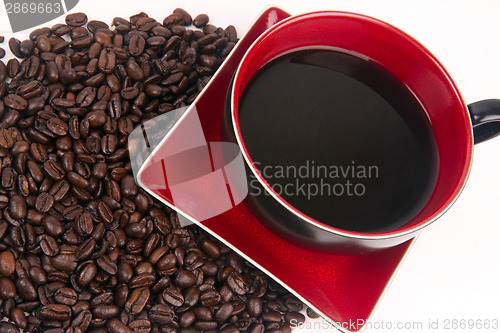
[
  {"x1": 231, "y1": 11, "x2": 473, "y2": 249},
  {"x1": 139, "y1": 8, "x2": 418, "y2": 332}
]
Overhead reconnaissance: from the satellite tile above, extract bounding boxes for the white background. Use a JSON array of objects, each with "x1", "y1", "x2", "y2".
[{"x1": 1, "y1": 1, "x2": 500, "y2": 332}]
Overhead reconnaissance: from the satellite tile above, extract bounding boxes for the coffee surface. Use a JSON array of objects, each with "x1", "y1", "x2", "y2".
[{"x1": 239, "y1": 49, "x2": 438, "y2": 232}]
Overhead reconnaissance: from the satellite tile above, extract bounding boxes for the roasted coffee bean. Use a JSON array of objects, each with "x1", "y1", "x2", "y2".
[
  {"x1": 0, "y1": 322, "x2": 20, "y2": 333},
  {"x1": 179, "y1": 310, "x2": 196, "y2": 328},
  {"x1": 129, "y1": 35, "x2": 146, "y2": 56},
  {"x1": 162, "y1": 286, "x2": 184, "y2": 307},
  {"x1": 91, "y1": 222, "x2": 106, "y2": 241},
  {"x1": 96, "y1": 254, "x2": 117, "y2": 275},
  {"x1": 174, "y1": 269, "x2": 196, "y2": 288},
  {"x1": 17, "y1": 81, "x2": 44, "y2": 100},
  {"x1": 0, "y1": 277, "x2": 16, "y2": 299},
  {"x1": 193, "y1": 14, "x2": 209, "y2": 28},
  {"x1": 29, "y1": 266, "x2": 47, "y2": 285},
  {"x1": 101, "y1": 134, "x2": 117, "y2": 154},
  {"x1": 200, "y1": 289, "x2": 222, "y2": 307},
  {"x1": 199, "y1": 54, "x2": 218, "y2": 68},
  {"x1": 110, "y1": 167, "x2": 127, "y2": 181},
  {"x1": 40, "y1": 303, "x2": 72, "y2": 320},
  {"x1": 74, "y1": 212, "x2": 93, "y2": 237},
  {"x1": 98, "y1": 47, "x2": 116, "y2": 74},
  {"x1": 97, "y1": 200, "x2": 113, "y2": 224},
  {"x1": 227, "y1": 271, "x2": 251, "y2": 295},
  {"x1": 35, "y1": 35, "x2": 51, "y2": 52},
  {"x1": 126, "y1": 60, "x2": 145, "y2": 81},
  {"x1": 66, "y1": 12, "x2": 88, "y2": 27},
  {"x1": 225, "y1": 25, "x2": 238, "y2": 42},
  {"x1": 50, "y1": 180, "x2": 71, "y2": 201},
  {"x1": 306, "y1": 307, "x2": 320, "y2": 319},
  {"x1": 51, "y1": 23, "x2": 71, "y2": 36},
  {"x1": 3, "y1": 59, "x2": 18, "y2": 80},
  {"x1": 156, "y1": 252, "x2": 177, "y2": 272},
  {"x1": 17, "y1": 174, "x2": 30, "y2": 196},
  {"x1": 124, "y1": 222, "x2": 147, "y2": 239},
  {"x1": 10, "y1": 307, "x2": 28, "y2": 330},
  {"x1": 117, "y1": 262, "x2": 133, "y2": 283},
  {"x1": 163, "y1": 13, "x2": 183, "y2": 27},
  {"x1": 76, "y1": 87, "x2": 96, "y2": 107},
  {"x1": 197, "y1": 33, "x2": 217, "y2": 46},
  {"x1": 92, "y1": 161, "x2": 108, "y2": 178},
  {"x1": 51, "y1": 251, "x2": 77, "y2": 272},
  {"x1": 62, "y1": 204, "x2": 83, "y2": 220},
  {"x1": 77, "y1": 262, "x2": 97, "y2": 287},
  {"x1": 248, "y1": 323, "x2": 265, "y2": 333},
  {"x1": 125, "y1": 287, "x2": 150, "y2": 314},
  {"x1": 136, "y1": 17, "x2": 158, "y2": 31},
  {"x1": 128, "y1": 273, "x2": 156, "y2": 290},
  {"x1": 9, "y1": 225, "x2": 26, "y2": 247},
  {"x1": 180, "y1": 287, "x2": 198, "y2": 308},
  {"x1": 262, "y1": 310, "x2": 284, "y2": 323},
  {"x1": 54, "y1": 287, "x2": 78, "y2": 306},
  {"x1": 112, "y1": 16, "x2": 131, "y2": 32},
  {"x1": 9, "y1": 194, "x2": 27, "y2": 219},
  {"x1": 57, "y1": 136, "x2": 74, "y2": 152},
  {"x1": 248, "y1": 297, "x2": 263, "y2": 317},
  {"x1": 88, "y1": 20, "x2": 109, "y2": 34},
  {"x1": 107, "y1": 93, "x2": 122, "y2": 119},
  {"x1": 72, "y1": 309, "x2": 92, "y2": 331},
  {"x1": 44, "y1": 159, "x2": 66, "y2": 180},
  {"x1": 40, "y1": 235, "x2": 59, "y2": 256},
  {"x1": 134, "y1": 262, "x2": 154, "y2": 276},
  {"x1": 90, "y1": 291, "x2": 114, "y2": 308},
  {"x1": 201, "y1": 238, "x2": 221, "y2": 259},
  {"x1": 47, "y1": 117, "x2": 69, "y2": 136},
  {"x1": 29, "y1": 27, "x2": 50, "y2": 41},
  {"x1": 0, "y1": 195, "x2": 9, "y2": 210},
  {"x1": 107, "y1": 318, "x2": 132, "y2": 333},
  {"x1": 284, "y1": 310, "x2": 306, "y2": 326},
  {"x1": 72, "y1": 35, "x2": 92, "y2": 52},
  {"x1": 149, "y1": 303, "x2": 174, "y2": 324},
  {"x1": 173, "y1": 8, "x2": 192, "y2": 25},
  {"x1": 15, "y1": 277, "x2": 37, "y2": 301},
  {"x1": 30, "y1": 142, "x2": 48, "y2": 162},
  {"x1": 284, "y1": 295, "x2": 304, "y2": 312},
  {"x1": 4, "y1": 94, "x2": 28, "y2": 111},
  {"x1": 93, "y1": 304, "x2": 119, "y2": 319},
  {"x1": 36, "y1": 192, "x2": 54, "y2": 212},
  {"x1": 128, "y1": 319, "x2": 151, "y2": 333},
  {"x1": 192, "y1": 306, "x2": 212, "y2": 321},
  {"x1": 0, "y1": 251, "x2": 16, "y2": 276},
  {"x1": 195, "y1": 320, "x2": 218, "y2": 330},
  {"x1": 94, "y1": 31, "x2": 112, "y2": 45},
  {"x1": 67, "y1": 171, "x2": 89, "y2": 188},
  {"x1": 134, "y1": 193, "x2": 151, "y2": 212},
  {"x1": 120, "y1": 87, "x2": 139, "y2": 100},
  {"x1": 9, "y1": 37, "x2": 23, "y2": 58},
  {"x1": 0, "y1": 128, "x2": 15, "y2": 149},
  {"x1": 215, "y1": 302, "x2": 234, "y2": 323},
  {"x1": 45, "y1": 61, "x2": 59, "y2": 83}
]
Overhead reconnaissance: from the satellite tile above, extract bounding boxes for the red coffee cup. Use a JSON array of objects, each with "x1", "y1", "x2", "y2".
[{"x1": 230, "y1": 11, "x2": 500, "y2": 252}]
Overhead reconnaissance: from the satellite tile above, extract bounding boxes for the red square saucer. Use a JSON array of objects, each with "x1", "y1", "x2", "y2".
[{"x1": 136, "y1": 7, "x2": 415, "y2": 332}]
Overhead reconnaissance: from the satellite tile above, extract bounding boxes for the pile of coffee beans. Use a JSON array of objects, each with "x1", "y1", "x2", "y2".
[{"x1": 0, "y1": 7, "x2": 319, "y2": 333}]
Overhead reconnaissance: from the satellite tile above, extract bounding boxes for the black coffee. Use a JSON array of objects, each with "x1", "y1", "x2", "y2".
[{"x1": 239, "y1": 49, "x2": 438, "y2": 233}]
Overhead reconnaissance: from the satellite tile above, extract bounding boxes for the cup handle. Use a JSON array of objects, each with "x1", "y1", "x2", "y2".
[{"x1": 468, "y1": 99, "x2": 500, "y2": 144}]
